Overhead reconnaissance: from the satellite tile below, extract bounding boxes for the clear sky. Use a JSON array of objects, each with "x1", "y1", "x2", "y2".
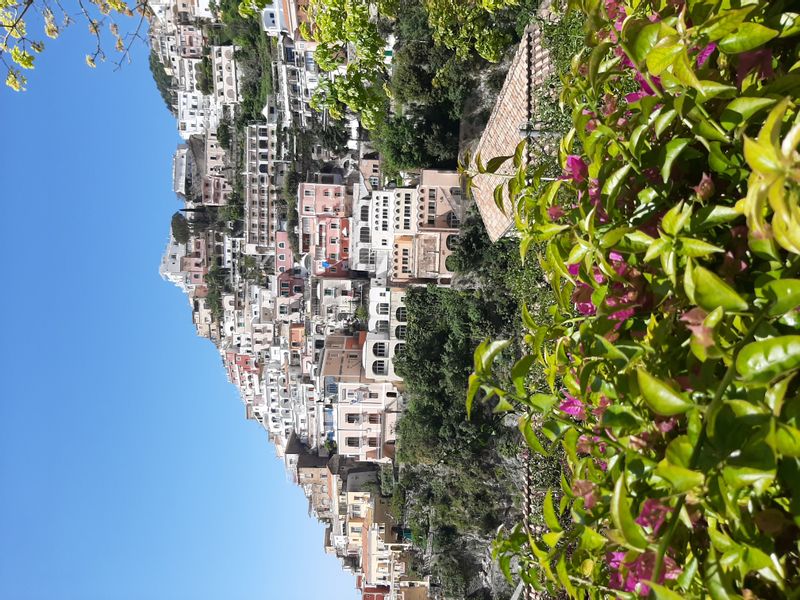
[{"x1": 0, "y1": 27, "x2": 358, "y2": 600}]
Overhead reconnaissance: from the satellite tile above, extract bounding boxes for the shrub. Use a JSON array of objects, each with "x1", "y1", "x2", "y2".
[{"x1": 467, "y1": 1, "x2": 800, "y2": 597}]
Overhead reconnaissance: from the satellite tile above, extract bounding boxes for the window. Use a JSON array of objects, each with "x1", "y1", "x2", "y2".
[
  {"x1": 278, "y1": 242, "x2": 285, "y2": 249},
  {"x1": 346, "y1": 437, "x2": 359, "y2": 447},
  {"x1": 396, "y1": 306, "x2": 407, "y2": 322},
  {"x1": 377, "y1": 320, "x2": 389, "y2": 334},
  {"x1": 278, "y1": 254, "x2": 285, "y2": 261},
  {"x1": 395, "y1": 325, "x2": 407, "y2": 339},
  {"x1": 368, "y1": 437, "x2": 378, "y2": 447},
  {"x1": 360, "y1": 206, "x2": 370, "y2": 221},
  {"x1": 346, "y1": 414, "x2": 359, "y2": 424},
  {"x1": 368, "y1": 392, "x2": 379, "y2": 399},
  {"x1": 330, "y1": 222, "x2": 339, "y2": 230},
  {"x1": 360, "y1": 227, "x2": 371, "y2": 243},
  {"x1": 372, "y1": 360, "x2": 388, "y2": 376},
  {"x1": 394, "y1": 343, "x2": 405, "y2": 357},
  {"x1": 368, "y1": 414, "x2": 380, "y2": 424},
  {"x1": 373, "y1": 342, "x2": 388, "y2": 357},
  {"x1": 377, "y1": 303, "x2": 389, "y2": 316}
]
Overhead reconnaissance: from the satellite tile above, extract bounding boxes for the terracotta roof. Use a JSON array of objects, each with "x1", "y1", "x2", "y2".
[{"x1": 471, "y1": 23, "x2": 554, "y2": 241}]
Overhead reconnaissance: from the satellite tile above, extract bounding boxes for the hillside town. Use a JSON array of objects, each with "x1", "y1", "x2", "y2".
[{"x1": 151, "y1": 1, "x2": 466, "y2": 597}]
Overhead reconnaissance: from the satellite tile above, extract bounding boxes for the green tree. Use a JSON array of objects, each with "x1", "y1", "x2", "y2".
[
  {"x1": 1, "y1": 0, "x2": 150, "y2": 91},
  {"x1": 302, "y1": 0, "x2": 392, "y2": 129},
  {"x1": 171, "y1": 212, "x2": 191, "y2": 245},
  {"x1": 423, "y1": 0, "x2": 524, "y2": 63}
]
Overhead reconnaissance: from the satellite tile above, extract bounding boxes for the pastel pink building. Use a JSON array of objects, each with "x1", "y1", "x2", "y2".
[
  {"x1": 275, "y1": 230, "x2": 294, "y2": 274},
  {"x1": 298, "y1": 180, "x2": 351, "y2": 277}
]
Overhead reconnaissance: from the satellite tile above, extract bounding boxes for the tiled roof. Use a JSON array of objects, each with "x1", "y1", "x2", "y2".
[{"x1": 471, "y1": 23, "x2": 554, "y2": 242}]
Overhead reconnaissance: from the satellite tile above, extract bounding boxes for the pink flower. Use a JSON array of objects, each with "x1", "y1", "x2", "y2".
[
  {"x1": 736, "y1": 49, "x2": 773, "y2": 86},
  {"x1": 693, "y1": 172, "x2": 715, "y2": 201},
  {"x1": 609, "y1": 550, "x2": 681, "y2": 594},
  {"x1": 592, "y1": 396, "x2": 611, "y2": 418},
  {"x1": 572, "y1": 479, "x2": 598, "y2": 509},
  {"x1": 636, "y1": 499, "x2": 672, "y2": 534},
  {"x1": 681, "y1": 307, "x2": 713, "y2": 348},
  {"x1": 547, "y1": 205, "x2": 565, "y2": 220},
  {"x1": 696, "y1": 43, "x2": 717, "y2": 67},
  {"x1": 559, "y1": 392, "x2": 587, "y2": 420},
  {"x1": 572, "y1": 285, "x2": 596, "y2": 316},
  {"x1": 564, "y1": 155, "x2": 589, "y2": 183}
]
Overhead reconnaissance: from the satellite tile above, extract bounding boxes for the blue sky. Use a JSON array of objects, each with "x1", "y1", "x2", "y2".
[{"x1": 0, "y1": 28, "x2": 358, "y2": 600}]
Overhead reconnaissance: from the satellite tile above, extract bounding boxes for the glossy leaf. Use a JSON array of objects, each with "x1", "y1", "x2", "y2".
[
  {"x1": 693, "y1": 266, "x2": 749, "y2": 312},
  {"x1": 611, "y1": 475, "x2": 649, "y2": 551},
  {"x1": 718, "y1": 22, "x2": 778, "y2": 54},
  {"x1": 637, "y1": 369, "x2": 694, "y2": 416},
  {"x1": 763, "y1": 279, "x2": 800, "y2": 316},
  {"x1": 736, "y1": 336, "x2": 800, "y2": 383}
]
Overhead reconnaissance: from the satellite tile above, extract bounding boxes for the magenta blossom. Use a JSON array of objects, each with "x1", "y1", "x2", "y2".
[
  {"x1": 693, "y1": 172, "x2": 715, "y2": 201},
  {"x1": 559, "y1": 392, "x2": 587, "y2": 420},
  {"x1": 737, "y1": 49, "x2": 773, "y2": 86},
  {"x1": 609, "y1": 551, "x2": 681, "y2": 594},
  {"x1": 564, "y1": 155, "x2": 589, "y2": 183},
  {"x1": 547, "y1": 205, "x2": 565, "y2": 220},
  {"x1": 572, "y1": 479, "x2": 598, "y2": 510},
  {"x1": 696, "y1": 43, "x2": 717, "y2": 67},
  {"x1": 636, "y1": 499, "x2": 672, "y2": 534}
]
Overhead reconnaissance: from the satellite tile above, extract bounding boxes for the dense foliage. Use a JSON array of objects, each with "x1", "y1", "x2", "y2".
[
  {"x1": 394, "y1": 213, "x2": 557, "y2": 598},
  {"x1": 466, "y1": 1, "x2": 800, "y2": 597}
]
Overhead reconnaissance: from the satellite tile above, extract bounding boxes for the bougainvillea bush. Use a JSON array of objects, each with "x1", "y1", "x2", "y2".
[{"x1": 467, "y1": 0, "x2": 800, "y2": 597}]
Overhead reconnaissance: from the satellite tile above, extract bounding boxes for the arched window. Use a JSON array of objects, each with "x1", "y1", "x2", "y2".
[
  {"x1": 395, "y1": 325, "x2": 407, "y2": 340},
  {"x1": 359, "y1": 227, "x2": 371, "y2": 243},
  {"x1": 372, "y1": 360, "x2": 388, "y2": 376},
  {"x1": 394, "y1": 343, "x2": 405, "y2": 357},
  {"x1": 373, "y1": 342, "x2": 388, "y2": 357},
  {"x1": 446, "y1": 235, "x2": 457, "y2": 251},
  {"x1": 377, "y1": 303, "x2": 389, "y2": 315},
  {"x1": 376, "y1": 320, "x2": 390, "y2": 334},
  {"x1": 395, "y1": 306, "x2": 407, "y2": 322},
  {"x1": 360, "y1": 206, "x2": 370, "y2": 221}
]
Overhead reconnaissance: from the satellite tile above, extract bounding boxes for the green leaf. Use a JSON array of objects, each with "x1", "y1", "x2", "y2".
[
  {"x1": 720, "y1": 97, "x2": 776, "y2": 131},
  {"x1": 602, "y1": 163, "x2": 632, "y2": 199},
  {"x1": 744, "y1": 136, "x2": 782, "y2": 175},
  {"x1": 767, "y1": 423, "x2": 800, "y2": 457},
  {"x1": 556, "y1": 553, "x2": 577, "y2": 598},
  {"x1": 511, "y1": 355, "x2": 534, "y2": 396},
  {"x1": 637, "y1": 369, "x2": 694, "y2": 416},
  {"x1": 645, "y1": 582, "x2": 685, "y2": 600},
  {"x1": 679, "y1": 237, "x2": 724, "y2": 257},
  {"x1": 611, "y1": 474, "x2": 649, "y2": 551},
  {"x1": 662, "y1": 202, "x2": 691, "y2": 236},
  {"x1": 718, "y1": 22, "x2": 779, "y2": 54},
  {"x1": 696, "y1": 80, "x2": 737, "y2": 101},
  {"x1": 763, "y1": 279, "x2": 800, "y2": 316},
  {"x1": 654, "y1": 109, "x2": 678, "y2": 138},
  {"x1": 672, "y1": 50, "x2": 701, "y2": 89},
  {"x1": 644, "y1": 237, "x2": 669, "y2": 262},
  {"x1": 661, "y1": 138, "x2": 690, "y2": 181},
  {"x1": 630, "y1": 22, "x2": 662, "y2": 64},
  {"x1": 542, "y1": 530, "x2": 563, "y2": 548},
  {"x1": 485, "y1": 155, "x2": 511, "y2": 174},
  {"x1": 693, "y1": 266, "x2": 749, "y2": 312},
  {"x1": 543, "y1": 489, "x2": 562, "y2": 532},
  {"x1": 700, "y1": 7, "x2": 754, "y2": 42},
  {"x1": 646, "y1": 41, "x2": 683, "y2": 75},
  {"x1": 736, "y1": 335, "x2": 800, "y2": 383},
  {"x1": 492, "y1": 397, "x2": 515, "y2": 413},
  {"x1": 655, "y1": 460, "x2": 705, "y2": 492},
  {"x1": 466, "y1": 373, "x2": 481, "y2": 420},
  {"x1": 520, "y1": 416, "x2": 547, "y2": 454}
]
